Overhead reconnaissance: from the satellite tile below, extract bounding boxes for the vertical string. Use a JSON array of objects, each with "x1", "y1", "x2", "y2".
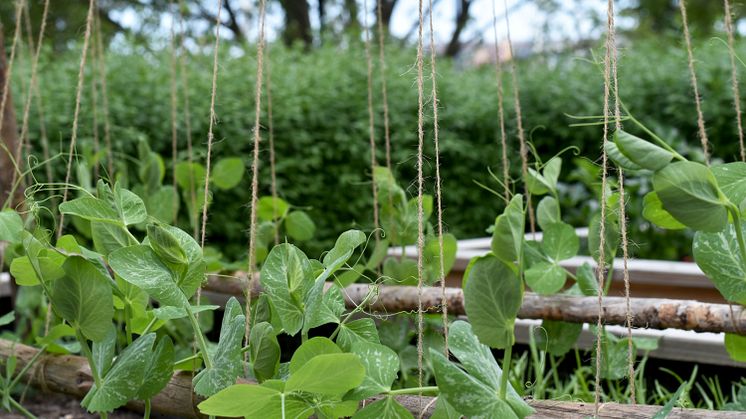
[
  {"x1": 363, "y1": 0, "x2": 380, "y2": 243},
  {"x1": 427, "y1": 0, "x2": 448, "y2": 355},
  {"x1": 724, "y1": 0, "x2": 744, "y2": 162},
  {"x1": 92, "y1": 5, "x2": 113, "y2": 178},
  {"x1": 265, "y1": 44, "x2": 279, "y2": 245},
  {"x1": 502, "y1": 0, "x2": 533, "y2": 233},
  {"x1": 415, "y1": 0, "x2": 426, "y2": 402},
  {"x1": 169, "y1": 1, "x2": 180, "y2": 222},
  {"x1": 376, "y1": 0, "x2": 392, "y2": 170},
  {"x1": 594, "y1": 0, "x2": 615, "y2": 414},
  {"x1": 491, "y1": 0, "x2": 509, "y2": 202},
  {"x1": 58, "y1": 0, "x2": 96, "y2": 239},
  {"x1": 679, "y1": 0, "x2": 710, "y2": 164},
  {"x1": 245, "y1": 0, "x2": 268, "y2": 357}
]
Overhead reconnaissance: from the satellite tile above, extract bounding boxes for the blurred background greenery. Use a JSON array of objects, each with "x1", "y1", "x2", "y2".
[{"x1": 2, "y1": 0, "x2": 746, "y2": 261}]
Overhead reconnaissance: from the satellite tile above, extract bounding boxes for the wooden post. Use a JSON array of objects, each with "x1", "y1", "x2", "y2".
[{"x1": 0, "y1": 23, "x2": 21, "y2": 208}]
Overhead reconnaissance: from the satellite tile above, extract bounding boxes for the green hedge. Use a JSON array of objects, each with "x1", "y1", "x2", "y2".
[{"x1": 13, "y1": 38, "x2": 746, "y2": 259}]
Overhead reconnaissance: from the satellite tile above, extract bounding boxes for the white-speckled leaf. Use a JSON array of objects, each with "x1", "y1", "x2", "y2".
[
  {"x1": 260, "y1": 244, "x2": 312, "y2": 336},
  {"x1": 693, "y1": 224, "x2": 746, "y2": 305},
  {"x1": 109, "y1": 245, "x2": 188, "y2": 308},
  {"x1": 336, "y1": 318, "x2": 380, "y2": 351},
  {"x1": 347, "y1": 341, "x2": 400, "y2": 400},
  {"x1": 351, "y1": 396, "x2": 413, "y2": 419}
]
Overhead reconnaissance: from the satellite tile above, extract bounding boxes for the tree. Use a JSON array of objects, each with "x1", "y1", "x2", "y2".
[
  {"x1": 279, "y1": 0, "x2": 313, "y2": 48},
  {"x1": 445, "y1": 0, "x2": 473, "y2": 57}
]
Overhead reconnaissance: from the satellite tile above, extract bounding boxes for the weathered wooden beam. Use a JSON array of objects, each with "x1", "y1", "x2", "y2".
[
  {"x1": 1, "y1": 339, "x2": 741, "y2": 418},
  {"x1": 203, "y1": 275, "x2": 746, "y2": 335}
]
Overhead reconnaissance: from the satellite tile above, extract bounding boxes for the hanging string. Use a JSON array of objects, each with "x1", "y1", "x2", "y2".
[
  {"x1": 363, "y1": 0, "x2": 380, "y2": 244},
  {"x1": 0, "y1": 0, "x2": 25, "y2": 181},
  {"x1": 265, "y1": 44, "x2": 279, "y2": 245},
  {"x1": 594, "y1": 0, "x2": 615, "y2": 414},
  {"x1": 724, "y1": 0, "x2": 744, "y2": 162},
  {"x1": 376, "y1": 0, "x2": 392, "y2": 170},
  {"x1": 427, "y1": 0, "x2": 448, "y2": 355},
  {"x1": 177, "y1": 0, "x2": 198, "y2": 239},
  {"x1": 58, "y1": 0, "x2": 96, "y2": 239},
  {"x1": 169, "y1": 1, "x2": 179, "y2": 222},
  {"x1": 245, "y1": 0, "x2": 268, "y2": 357},
  {"x1": 15, "y1": 0, "x2": 49, "y2": 187},
  {"x1": 415, "y1": 0, "x2": 426, "y2": 400},
  {"x1": 679, "y1": 0, "x2": 710, "y2": 164},
  {"x1": 491, "y1": 0, "x2": 509, "y2": 202},
  {"x1": 92, "y1": 3, "x2": 113, "y2": 178},
  {"x1": 90, "y1": 60, "x2": 101, "y2": 179},
  {"x1": 502, "y1": 0, "x2": 533, "y2": 233}
]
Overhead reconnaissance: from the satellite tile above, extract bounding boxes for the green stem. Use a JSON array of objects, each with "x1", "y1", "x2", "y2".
[
  {"x1": 143, "y1": 399, "x2": 151, "y2": 419},
  {"x1": 140, "y1": 316, "x2": 159, "y2": 337},
  {"x1": 622, "y1": 104, "x2": 687, "y2": 162},
  {"x1": 387, "y1": 386, "x2": 439, "y2": 395},
  {"x1": 8, "y1": 345, "x2": 49, "y2": 391},
  {"x1": 728, "y1": 206, "x2": 746, "y2": 270},
  {"x1": 123, "y1": 303, "x2": 133, "y2": 345},
  {"x1": 185, "y1": 305, "x2": 212, "y2": 369},
  {"x1": 499, "y1": 345, "x2": 513, "y2": 400},
  {"x1": 75, "y1": 329, "x2": 108, "y2": 419},
  {"x1": 9, "y1": 396, "x2": 37, "y2": 419}
]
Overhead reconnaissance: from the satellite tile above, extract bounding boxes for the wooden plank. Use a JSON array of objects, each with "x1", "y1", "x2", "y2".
[{"x1": 1, "y1": 339, "x2": 740, "y2": 418}]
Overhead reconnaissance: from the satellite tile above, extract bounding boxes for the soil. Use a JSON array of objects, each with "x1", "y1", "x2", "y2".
[{"x1": 2, "y1": 392, "x2": 158, "y2": 419}]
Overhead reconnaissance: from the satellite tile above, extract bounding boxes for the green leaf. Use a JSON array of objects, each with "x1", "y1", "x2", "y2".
[
  {"x1": 653, "y1": 161, "x2": 727, "y2": 233},
  {"x1": 693, "y1": 224, "x2": 746, "y2": 305},
  {"x1": 588, "y1": 213, "x2": 619, "y2": 264},
  {"x1": 0, "y1": 210, "x2": 23, "y2": 242},
  {"x1": 146, "y1": 223, "x2": 188, "y2": 267},
  {"x1": 152, "y1": 305, "x2": 218, "y2": 321},
  {"x1": 162, "y1": 225, "x2": 206, "y2": 300},
  {"x1": 366, "y1": 238, "x2": 390, "y2": 270},
  {"x1": 575, "y1": 262, "x2": 598, "y2": 296},
  {"x1": 109, "y1": 245, "x2": 187, "y2": 307},
  {"x1": 542, "y1": 157, "x2": 562, "y2": 191},
  {"x1": 536, "y1": 196, "x2": 560, "y2": 232},
  {"x1": 347, "y1": 342, "x2": 400, "y2": 399},
  {"x1": 336, "y1": 264, "x2": 364, "y2": 287},
  {"x1": 491, "y1": 194, "x2": 525, "y2": 267},
  {"x1": 542, "y1": 222, "x2": 578, "y2": 261},
  {"x1": 116, "y1": 187, "x2": 148, "y2": 225},
  {"x1": 91, "y1": 221, "x2": 135, "y2": 256},
  {"x1": 429, "y1": 349, "x2": 518, "y2": 418},
  {"x1": 322, "y1": 229, "x2": 366, "y2": 271},
  {"x1": 653, "y1": 382, "x2": 687, "y2": 419},
  {"x1": 526, "y1": 168, "x2": 550, "y2": 196},
  {"x1": 642, "y1": 192, "x2": 686, "y2": 230},
  {"x1": 304, "y1": 283, "x2": 345, "y2": 332},
  {"x1": 383, "y1": 257, "x2": 418, "y2": 285},
  {"x1": 285, "y1": 353, "x2": 365, "y2": 395},
  {"x1": 463, "y1": 254, "x2": 522, "y2": 348},
  {"x1": 60, "y1": 197, "x2": 121, "y2": 225},
  {"x1": 525, "y1": 262, "x2": 566, "y2": 295},
  {"x1": 137, "y1": 336, "x2": 174, "y2": 400},
  {"x1": 423, "y1": 233, "x2": 457, "y2": 285},
  {"x1": 614, "y1": 130, "x2": 673, "y2": 171},
  {"x1": 257, "y1": 196, "x2": 290, "y2": 221},
  {"x1": 250, "y1": 322, "x2": 281, "y2": 382},
  {"x1": 174, "y1": 162, "x2": 206, "y2": 191},
  {"x1": 92, "y1": 327, "x2": 116, "y2": 377},
  {"x1": 712, "y1": 162, "x2": 746, "y2": 208},
  {"x1": 0, "y1": 311, "x2": 14, "y2": 327},
  {"x1": 352, "y1": 397, "x2": 414, "y2": 419},
  {"x1": 212, "y1": 158, "x2": 244, "y2": 190},
  {"x1": 726, "y1": 333, "x2": 746, "y2": 362},
  {"x1": 260, "y1": 243, "x2": 312, "y2": 336},
  {"x1": 54, "y1": 256, "x2": 114, "y2": 342},
  {"x1": 198, "y1": 383, "x2": 312, "y2": 418},
  {"x1": 536, "y1": 320, "x2": 582, "y2": 356},
  {"x1": 10, "y1": 256, "x2": 40, "y2": 286},
  {"x1": 146, "y1": 186, "x2": 179, "y2": 224},
  {"x1": 336, "y1": 318, "x2": 380, "y2": 351},
  {"x1": 83, "y1": 334, "x2": 156, "y2": 412},
  {"x1": 285, "y1": 210, "x2": 316, "y2": 241},
  {"x1": 289, "y1": 337, "x2": 341, "y2": 374},
  {"x1": 605, "y1": 140, "x2": 643, "y2": 171},
  {"x1": 194, "y1": 297, "x2": 246, "y2": 397}
]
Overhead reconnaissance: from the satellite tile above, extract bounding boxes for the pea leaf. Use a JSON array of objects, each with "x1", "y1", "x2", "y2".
[
  {"x1": 575, "y1": 262, "x2": 598, "y2": 296},
  {"x1": 725, "y1": 334, "x2": 746, "y2": 362},
  {"x1": 525, "y1": 262, "x2": 566, "y2": 295},
  {"x1": 285, "y1": 210, "x2": 316, "y2": 241},
  {"x1": 54, "y1": 256, "x2": 114, "y2": 342},
  {"x1": 542, "y1": 157, "x2": 562, "y2": 191},
  {"x1": 423, "y1": 233, "x2": 458, "y2": 285},
  {"x1": 260, "y1": 243, "x2": 312, "y2": 336},
  {"x1": 115, "y1": 187, "x2": 148, "y2": 225},
  {"x1": 10, "y1": 256, "x2": 40, "y2": 286},
  {"x1": 146, "y1": 224, "x2": 188, "y2": 267},
  {"x1": 693, "y1": 224, "x2": 746, "y2": 305},
  {"x1": 285, "y1": 353, "x2": 365, "y2": 395},
  {"x1": 614, "y1": 130, "x2": 673, "y2": 171},
  {"x1": 712, "y1": 162, "x2": 746, "y2": 208},
  {"x1": 91, "y1": 221, "x2": 136, "y2": 256},
  {"x1": 352, "y1": 397, "x2": 413, "y2": 419},
  {"x1": 383, "y1": 257, "x2": 418, "y2": 285},
  {"x1": 257, "y1": 196, "x2": 290, "y2": 221},
  {"x1": 653, "y1": 161, "x2": 727, "y2": 233},
  {"x1": 337, "y1": 318, "x2": 380, "y2": 351},
  {"x1": 137, "y1": 336, "x2": 174, "y2": 400},
  {"x1": 605, "y1": 140, "x2": 643, "y2": 171},
  {"x1": 250, "y1": 322, "x2": 281, "y2": 382},
  {"x1": 162, "y1": 225, "x2": 205, "y2": 299},
  {"x1": 174, "y1": 162, "x2": 206, "y2": 191},
  {"x1": 288, "y1": 338, "x2": 340, "y2": 379},
  {"x1": 146, "y1": 186, "x2": 179, "y2": 224},
  {"x1": 526, "y1": 168, "x2": 550, "y2": 196},
  {"x1": 463, "y1": 254, "x2": 522, "y2": 348},
  {"x1": 588, "y1": 213, "x2": 619, "y2": 264},
  {"x1": 322, "y1": 229, "x2": 366, "y2": 272},
  {"x1": 82, "y1": 334, "x2": 156, "y2": 412},
  {"x1": 542, "y1": 222, "x2": 578, "y2": 261},
  {"x1": 642, "y1": 192, "x2": 686, "y2": 230},
  {"x1": 60, "y1": 197, "x2": 121, "y2": 225},
  {"x1": 536, "y1": 196, "x2": 560, "y2": 232},
  {"x1": 109, "y1": 245, "x2": 188, "y2": 308},
  {"x1": 194, "y1": 297, "x2": 246, "y2": 396},
  {"x1": 536, "y1": 320, "x2": 582, "y2": 356},
  {"x1": 304, "y1": 282, "x2": 345, "y2": 332},
  {"x1": 212, "y1": 157, "x2": 245, "y2": 190},
  {"x1": 0, "y1": 210, "x2": 23, "y2": 242},
  {"x1": 347, "y1": 341, "x2": 400, "y2": 400},
  {"x1": 0, "y1": 311, "x2": 14, "y2": 327},
  {"x1": 490, "y1": 194, "x2": 525, "y2": 267},
  {"x1": 198, "y1": 383, "x2": 312, "y2": 418}
]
